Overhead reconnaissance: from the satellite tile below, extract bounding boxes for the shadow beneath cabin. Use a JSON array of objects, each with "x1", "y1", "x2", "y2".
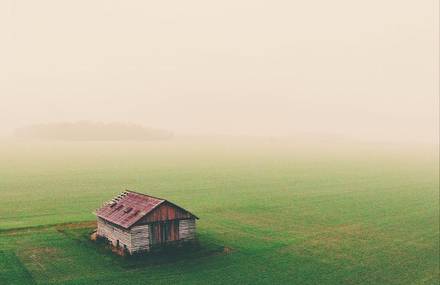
[
  {"x1": 122, "y1": 241, "x2": 229, "y2": 268},
  {"x1": 94, "y1": 234, "x2": 230, "y2": 268},
  {"x1": 56, "y1": 222, "x2": 230, "y2": 268}
]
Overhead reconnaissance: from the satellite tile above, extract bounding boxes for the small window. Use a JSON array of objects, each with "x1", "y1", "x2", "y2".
[{"x1": 124, "y1": 207, "x2": 133, "y2": 213}]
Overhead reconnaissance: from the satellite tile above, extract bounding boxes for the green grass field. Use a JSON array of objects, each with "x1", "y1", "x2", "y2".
[{"x1": 0, "y1": 140, "x2": 438, "y2": 285}]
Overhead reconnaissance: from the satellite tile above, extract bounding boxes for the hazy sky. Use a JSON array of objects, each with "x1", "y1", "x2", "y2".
[{"x1": 1, "y1": 0, "x2": 438, "y2": 142}]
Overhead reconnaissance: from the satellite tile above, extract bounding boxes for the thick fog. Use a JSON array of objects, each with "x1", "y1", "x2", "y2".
[{"x1": 0, "y1": 0, "x2": 438, "y2": 143}]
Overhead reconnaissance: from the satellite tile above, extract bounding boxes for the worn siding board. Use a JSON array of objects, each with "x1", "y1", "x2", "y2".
[
  {"x1": 179, "y1": 219, "x2": 196, "y2": 240},
  {"x1": 97, "y1": 218, "x2": 132, "y2": 251},
  {"x1": 98, "y1": 218, "x2": 152, "y2": 253},
  {"x1": 130, "y1": 225, "x2": 150, "y2": 252}
]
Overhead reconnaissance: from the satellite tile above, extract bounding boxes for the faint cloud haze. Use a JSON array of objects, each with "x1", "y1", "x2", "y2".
[
  {"x1": 0, "y1": 0, "x2": 438, "y2": 144},
  {"x1": 14, "y1": 121, "x2": 173, "y2": 141}
]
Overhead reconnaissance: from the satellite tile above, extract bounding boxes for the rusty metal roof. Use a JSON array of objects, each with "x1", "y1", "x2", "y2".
[{"x1": 95, "y1": 190, "x2": 165, "y2": 228}]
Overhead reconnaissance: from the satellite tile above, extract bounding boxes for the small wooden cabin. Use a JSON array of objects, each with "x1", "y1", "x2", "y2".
[{"x1": 94, "y1": 190, "x2": 198, "y2": 254}]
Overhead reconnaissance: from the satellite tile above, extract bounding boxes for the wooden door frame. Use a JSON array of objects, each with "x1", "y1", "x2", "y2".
[{"x1": 149, "y1": 220, "x2": 179, "y2": 245}]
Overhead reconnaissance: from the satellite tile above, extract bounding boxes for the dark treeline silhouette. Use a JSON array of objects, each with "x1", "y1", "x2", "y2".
[{"x1": 14, "y1": 121, "x2": 173, "y2": 141}]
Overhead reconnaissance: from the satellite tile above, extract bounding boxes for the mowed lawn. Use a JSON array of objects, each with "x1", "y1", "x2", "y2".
[{"x1": 0, "y1": 141, "x2": 438, "y2": 285}]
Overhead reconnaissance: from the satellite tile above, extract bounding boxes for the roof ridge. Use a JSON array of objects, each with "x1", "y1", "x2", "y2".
[
  {"x1": 125, "y1": 189, "x2": 199, "y2": 219},
  {"x1": 124, "y1": 189, "x2": 165, "y2": 201}
]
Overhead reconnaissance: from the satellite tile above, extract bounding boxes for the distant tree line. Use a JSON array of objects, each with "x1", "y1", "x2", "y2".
[{"x1": 14, "y1": 121, "x2": 173, "y2": 141}]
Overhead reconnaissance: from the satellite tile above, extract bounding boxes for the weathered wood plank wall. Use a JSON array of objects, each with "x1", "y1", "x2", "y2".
[
  {"x1": 97, "y1": 218, "x2": 132, "y2": 250},
  {"x1": 179, "y1": 219, "x2": 196, "y2": 241},
  {"x1": 130, "y1": 225, "x2": 150, "y2": 252}
]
